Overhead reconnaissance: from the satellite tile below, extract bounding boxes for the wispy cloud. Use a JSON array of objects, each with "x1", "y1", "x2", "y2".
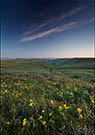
[
  {"x1": 20, "y1": 6, "x2": 93, "y2": 42},
  {"x1": 20, "y1": 22, "x2": 78, "y2": 42},
  {"x1": 21, "y1": 6, "x2": 84, "y2": 36}
]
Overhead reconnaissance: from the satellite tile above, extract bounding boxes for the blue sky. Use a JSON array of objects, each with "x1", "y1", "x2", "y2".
[{"x1": 1, "y1": 0, "x2": 94, "y2": 58}]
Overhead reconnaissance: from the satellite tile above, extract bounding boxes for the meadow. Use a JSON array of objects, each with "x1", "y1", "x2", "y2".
[{"x1": 0, "y1": 58, "x2": 95, "y2": 135}]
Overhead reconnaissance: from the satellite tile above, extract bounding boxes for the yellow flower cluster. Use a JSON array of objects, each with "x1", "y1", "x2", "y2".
[
  {"x1": 77, "y1": 108, "x2": 82, "y2": 113},
  {"x1": 90, "y1": 96, "x2": 95, "y2": 104},
  {"x1": 1, "y1": 82, "x2": 7, "y2": 88},
  {"x1": 38, "y1": 116, "x2": 46, "y2": 125},
  {"x1": 29, "y1": 99, "x2": 33, "y2": 107},
  {"x1": 3, "y1": 89, "x2": 8, "y2": 94},
  {"x1": 64, "y1": 104, "x2": 70, "y2": 109},
  {"x1": 23, "y1": 118, "x2": 27, "y2": 126},
  {"x1": 77, "y1": 108, "x2": 83, "y2": 119}
]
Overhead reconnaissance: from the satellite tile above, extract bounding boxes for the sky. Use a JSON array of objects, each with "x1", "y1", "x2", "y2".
[{"x1": 1, "y1": 0, "x2": 95, "y2": 58}]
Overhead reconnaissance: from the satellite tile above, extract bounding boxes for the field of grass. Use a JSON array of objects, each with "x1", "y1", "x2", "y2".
[{"x1": 0, "y1": 58, "x2": 95, "y2": 135}]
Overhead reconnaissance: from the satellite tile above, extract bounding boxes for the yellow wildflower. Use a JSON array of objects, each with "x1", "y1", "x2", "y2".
[
  {"x1": 74, "y1": 88, "x2": 77, "y2": 92},
  {"x1": 79, "y1": 114, "x2": 83, "y2": 119},
  {"x1": 42, "y1": 121, "x2": 46, "y2": 125},
  {"x1": 60, "y1": 92, "x2": 63, "y2": 95},
  {"x1": 5, "y1": 84, "x2": 7, "y2": 87},
  {"x1": 64, "y1": 104, "x2": 70, "y2": 109},
  {"x1": 77, "y1": 108, "x2": 82, "y2": 113},
  {"x1": 30, "y1": 99, "x2": 33, "y2": 102},
  {"x1": 5, "y1": 90, "x2": 8, "y2": 93},
  {"x1": 49, "y1": 112, "x2": 52, "y2": 116},
  {"x1": 58, "y1": 106, "x2": 62, "y2": 110},
  {"x1": 6, "y1": 121, "x2": 10, "y2": 125},
  {"x1": 90, "y1": 96, "x2": 94, "y2": 104},
  {"x1": 42, "y1": 110, "x2": 45, "y2": 113},
  {"x1": 90, "y1": 96, "x2": 93, "y2": 100},
  {"x1": 70, "y1": 92, "x2": 73, "y2": 96},
  {"x1": 64, "y1": 104, "x2": 67, "y2": 108},
  {"x1": 29, "y1": 102, "x2": 33, "y2": 107},
  {"x1": 91, "y1": 100, "x2": 95, "y2": 104},
  {"x1": 66, "y1": 106, "x2": 70, "y2": 109},
  {"x1": 23, "y1": 118, "x2": 27, "y2": 126},
  {"x1": 50, "y1": 100, "x2": 54, "y2": 104},
  {"x1": 39, "y1": 115, "x2": 43, "y2": 120}
]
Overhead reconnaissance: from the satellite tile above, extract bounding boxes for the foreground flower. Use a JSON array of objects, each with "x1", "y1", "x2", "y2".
[
  {"x1": 60, "y1": 92, "x2": 63, "y2": 95},
  {"x1": 6, "y1": 121, "x2": 10, "y2": 125},
  {"x1": 5, "y1": 90, "x2": 8, "y2": 93},
  {"x1": 50, "y1": 100, "x2": 54, "y2": 104},
  {"x1": 59, "y1": 106, "x2": 63, "y2": 110},
  {"x1": 74, "y1": 88, "x2": 78, "y2": 92},
  {"x1": 64, "y1": 104, "x2": 70, "y2": 109},
  {"x1": 64, "y1": 104, "x2": 67, "y2": 108},
  {"x1": 49, "y1": 112, "x2": 52, "y2": 116},
  {"x1": 39, "y1": 115, "x2": 43, "y2": 120},
  {"x1": 77, "y1": 108, "x2": 82, "y2": 113},
  {"x1": 29, "y1": 102, "x2": 33, "y2": 107},
  {"x1": 91, "y1": 99, "x2": 95, "y2": 104},
  {"x1": 90, "y1": 96, "x2": 95, "y2": 104},
  {"x1": 23, "y1": 118, "x2": 27, "y2": 126},
  {"x1": 90, "y1": 96, "x2": 93, "y2": 100},
  {"x1": 79, "y1": 114, "x2": 83, "y2": 119},
  {"x1": 42, "y1": 110, "x2": 45, "y2": 113},
  {"x1": 42, "y1": 121, "x2": 46, "y2": 125},
  {"x1": 30, "y1": 99, "x2": 33, "y2": 102},
  {"x1": 70, "y1": 92, "x2": 73, "y2": 96}
]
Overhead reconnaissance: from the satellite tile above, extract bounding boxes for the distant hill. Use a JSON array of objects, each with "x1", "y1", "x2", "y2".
[
  {"x1": 1, "y1": 57, "x2": 95, "y2": 70},
  {"x1": 64, "y1": 58, "x2": 95, "y2": 64}
]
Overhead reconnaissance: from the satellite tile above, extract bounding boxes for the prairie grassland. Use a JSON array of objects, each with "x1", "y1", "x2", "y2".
[{"x1": 0, "y1": 58, "x2": 95, "y2": 135}]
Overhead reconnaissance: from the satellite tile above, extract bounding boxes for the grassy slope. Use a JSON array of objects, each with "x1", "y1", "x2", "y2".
[
  {"x1": 1, "y1": 58, "x2": 95, "y2": 135},
  {"x1": 1, "y1": 58, "x2": 95, "y2": 81}
]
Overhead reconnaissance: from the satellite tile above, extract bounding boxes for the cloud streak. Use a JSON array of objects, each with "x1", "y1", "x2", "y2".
[
  {"x1": 20, "y1": 22, "x2": 78, "y2": 42},
  {"x1": 20, "y1": 6, "x2": 93, "y2": 42},
  {"x1": 21, "y1": 6, "x2": 85, "y2": 36}
]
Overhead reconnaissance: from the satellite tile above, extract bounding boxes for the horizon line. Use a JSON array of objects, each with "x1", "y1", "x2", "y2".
[{"x1": 1, "y1": 56, "x2": 95, "y2": 60}]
